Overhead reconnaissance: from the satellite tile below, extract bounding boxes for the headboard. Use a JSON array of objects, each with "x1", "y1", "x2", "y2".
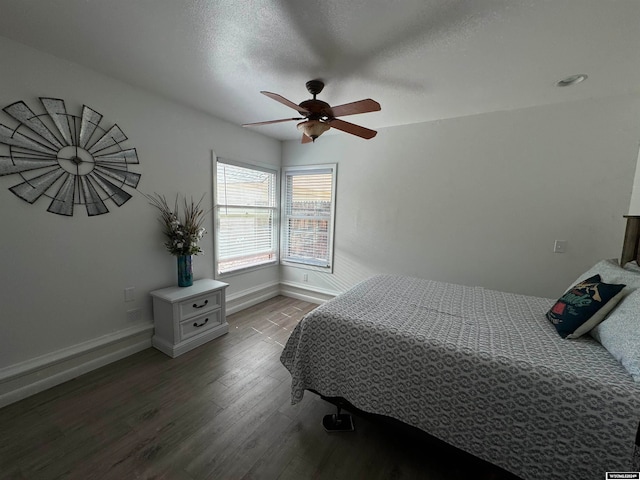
[{"x1": 621, "y1": 215, "x2": 640, "y2": 266}]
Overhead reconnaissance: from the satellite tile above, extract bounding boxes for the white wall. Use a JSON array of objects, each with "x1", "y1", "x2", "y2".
[
  {"x1": 2, "y1": 33, "x2": 639, "y2": 404},
  {"x1": 0, "y1": 37, "x2": 281, "y2": 371},
  {"x1": 282, "y1": 94, "x2": 640, "y2": 299}
]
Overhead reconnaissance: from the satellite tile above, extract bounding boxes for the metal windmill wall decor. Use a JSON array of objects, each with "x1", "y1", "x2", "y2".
[{"x1": 0, "y1": 97, "x2": 141, "y2": 216}]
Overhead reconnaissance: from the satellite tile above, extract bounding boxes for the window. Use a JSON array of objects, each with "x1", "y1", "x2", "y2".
[
  {"x1": 215, "y1": 159, "x2": 278, "y2": 276},
  {"x1": 281, "y1": 164, "x2": 336, "y2": 271}
]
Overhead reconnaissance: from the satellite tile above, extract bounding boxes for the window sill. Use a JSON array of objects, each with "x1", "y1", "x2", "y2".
[
  {"x1": 280, "y1": 260, "x2": 333, "y2": 273},
  {"x1": 215, "y1": 261, "x2": 279, "y2": 280}
]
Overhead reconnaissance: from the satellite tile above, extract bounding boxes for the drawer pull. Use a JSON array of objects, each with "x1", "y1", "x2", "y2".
[
  {"x1": 193, "y1": 318, "x2": 209, "y2": 328},
  {"x1": 193, "y1": 300, "x2": 209, "y2": 309}
]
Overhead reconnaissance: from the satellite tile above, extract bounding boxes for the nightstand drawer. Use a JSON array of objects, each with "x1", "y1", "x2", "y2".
[
  {"x1": 178, "y1": 290, "x2": 221, "y2": 320},
  {"x1": 179, "y1": 309, "x2": 221, "y2": 341}
]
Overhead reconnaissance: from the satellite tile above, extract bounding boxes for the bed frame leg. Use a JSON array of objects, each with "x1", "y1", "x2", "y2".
[{"x1": 322, "y1": 406, "x2": 355, "y2": 432}]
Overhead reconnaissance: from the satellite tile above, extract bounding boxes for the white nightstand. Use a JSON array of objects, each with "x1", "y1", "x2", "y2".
[{"x1": 150, "y1": 279, "x2": 229, "y2": 358}]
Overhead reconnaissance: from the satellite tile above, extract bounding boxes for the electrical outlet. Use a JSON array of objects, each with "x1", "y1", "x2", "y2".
[
  {"x1": 124, "y1": 287, "x2": 135, "y2": 302},
  {"x1": 303, "y1": 273, "x2": 309, "y2": 282},
  {"x1": 127, "y1": 308, "x2": 141, "y2": 322},
  {"x1": 553, "y1": 240, "x2": 567, "y2": 253}
]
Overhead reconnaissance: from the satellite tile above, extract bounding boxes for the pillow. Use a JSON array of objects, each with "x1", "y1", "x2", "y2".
[
  {"x1": 546, "y1": 274, "x2": 626, "y2": 339},
  {"x1": 570, "y1": 259, "x2": 640, "y2": 294},
  {"x1": 624, "y1": 260, "x2": 640, "y2": 273},
  {"x1": 590, "y1": 288, "x2": 640, "y2": 381}
]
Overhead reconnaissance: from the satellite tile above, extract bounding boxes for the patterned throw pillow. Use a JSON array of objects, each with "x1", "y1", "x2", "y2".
[{"x1": 546, "y1": 274, "x2": 626, "y2": 339}]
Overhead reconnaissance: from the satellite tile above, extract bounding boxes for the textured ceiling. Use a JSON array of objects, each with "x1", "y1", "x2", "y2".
[{"x1": 0, "y1": 0, "x2": 639, "y2": 141}]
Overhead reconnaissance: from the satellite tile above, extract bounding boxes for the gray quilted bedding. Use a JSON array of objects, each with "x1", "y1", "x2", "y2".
[{"x1": 280, "y1": 274, "x2": 640, "y2": 480}]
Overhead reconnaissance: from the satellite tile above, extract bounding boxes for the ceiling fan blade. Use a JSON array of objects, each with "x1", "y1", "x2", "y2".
[
  {"x1": 301, "y1": 133, "x2": 313, "y2": 144},
  {"x1": 261, "y1": 91, "x2": 309, "y2": 114},
  {"x1": 243, "y1": 118, "x2": 303, "y2": 127},
  {"x1": 328, "y1": 99, "x2": 381, "y2": 118},
  {"x1": 328, "y1": 118, "x2": 377, "y2": 139}
]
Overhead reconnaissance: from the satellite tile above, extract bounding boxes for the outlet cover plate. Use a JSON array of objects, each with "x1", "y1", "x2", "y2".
[{"x1": 554, "y1": 240, "x2": 567, "y2": 253}]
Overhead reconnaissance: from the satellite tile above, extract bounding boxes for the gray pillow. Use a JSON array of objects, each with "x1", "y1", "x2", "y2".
[
  {"x1": 570, "y1": 260, "x2": 640, "y2": 380},
  {"x1": 570, "y1": 259, "x2": 640, "y2": 294},
  {"x1": 590, "y1": 288, "x2": 640, "y2": 381},
  {"x1": 624, "y1": 260, "x2": 640, "y2": 273}
]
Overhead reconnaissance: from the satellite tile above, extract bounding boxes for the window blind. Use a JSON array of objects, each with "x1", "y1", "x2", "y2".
[
  {"x1": 215, "y1": 160, "x2": 278, "y2": 275},
  {"x1": 281, "y1": 166, "x2": 335, "y2": 269}
]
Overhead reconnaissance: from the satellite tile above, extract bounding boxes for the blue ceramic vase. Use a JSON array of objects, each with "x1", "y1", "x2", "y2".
[{"x1": 177, "y1": 255, "x2": 193, "y2": 287}]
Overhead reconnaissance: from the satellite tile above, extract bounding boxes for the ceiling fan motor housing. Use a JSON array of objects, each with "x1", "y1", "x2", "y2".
[
  {"x1": 300, "y1": 80, "x2": 330, "y2": 119},
  {"x1": 298, "y1": 99, "x2": 331, "y2": 119}
]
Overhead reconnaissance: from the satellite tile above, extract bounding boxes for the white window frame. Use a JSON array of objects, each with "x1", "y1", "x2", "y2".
[
  {"x1": 280, "y1": 163, "x2": 337, "y2": 272},
  {"x1": 213, "y1": 157, "x2": 279, "y2": 278}
]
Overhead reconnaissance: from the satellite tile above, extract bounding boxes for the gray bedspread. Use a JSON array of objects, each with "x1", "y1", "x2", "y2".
[{"x1": 280, "y1": 274, "x2": 640, "y2": 480}]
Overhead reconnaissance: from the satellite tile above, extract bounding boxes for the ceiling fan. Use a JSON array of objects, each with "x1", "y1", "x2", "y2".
[{"x1": 242, "y1": 80, "x2": 381, "y2": 143}]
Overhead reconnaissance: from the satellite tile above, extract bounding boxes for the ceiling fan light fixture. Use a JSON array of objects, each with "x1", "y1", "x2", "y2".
[{"x1": 297, "y1": 120, "x2": 330, "y2": 141}]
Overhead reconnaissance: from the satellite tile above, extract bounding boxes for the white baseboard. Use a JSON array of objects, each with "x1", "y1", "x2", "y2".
[
  {"x1": 0, "y1": 281, "x2": 339, "y2": 408},
  {"x1": 226, "y1": 280, "x2": 338, "y2": 313},
  {"x1": 0, "y1": 324, "x2": 153, "y2": 408},
  {"x1": 226, "y1": 281, "x2": 281, "y2": 315},
  {"x1": 279, "y1": 281, "x2": 338, "y2": 304}
]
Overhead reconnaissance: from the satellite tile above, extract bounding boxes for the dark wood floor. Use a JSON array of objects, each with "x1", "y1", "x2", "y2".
[{"x1": 0, "y1": 296, "x2": 519, "y2": 480}]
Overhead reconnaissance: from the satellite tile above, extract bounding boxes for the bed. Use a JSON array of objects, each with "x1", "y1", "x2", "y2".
[{"x1": 280, "y1": 216, "x2": 640, "y2": 480}]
